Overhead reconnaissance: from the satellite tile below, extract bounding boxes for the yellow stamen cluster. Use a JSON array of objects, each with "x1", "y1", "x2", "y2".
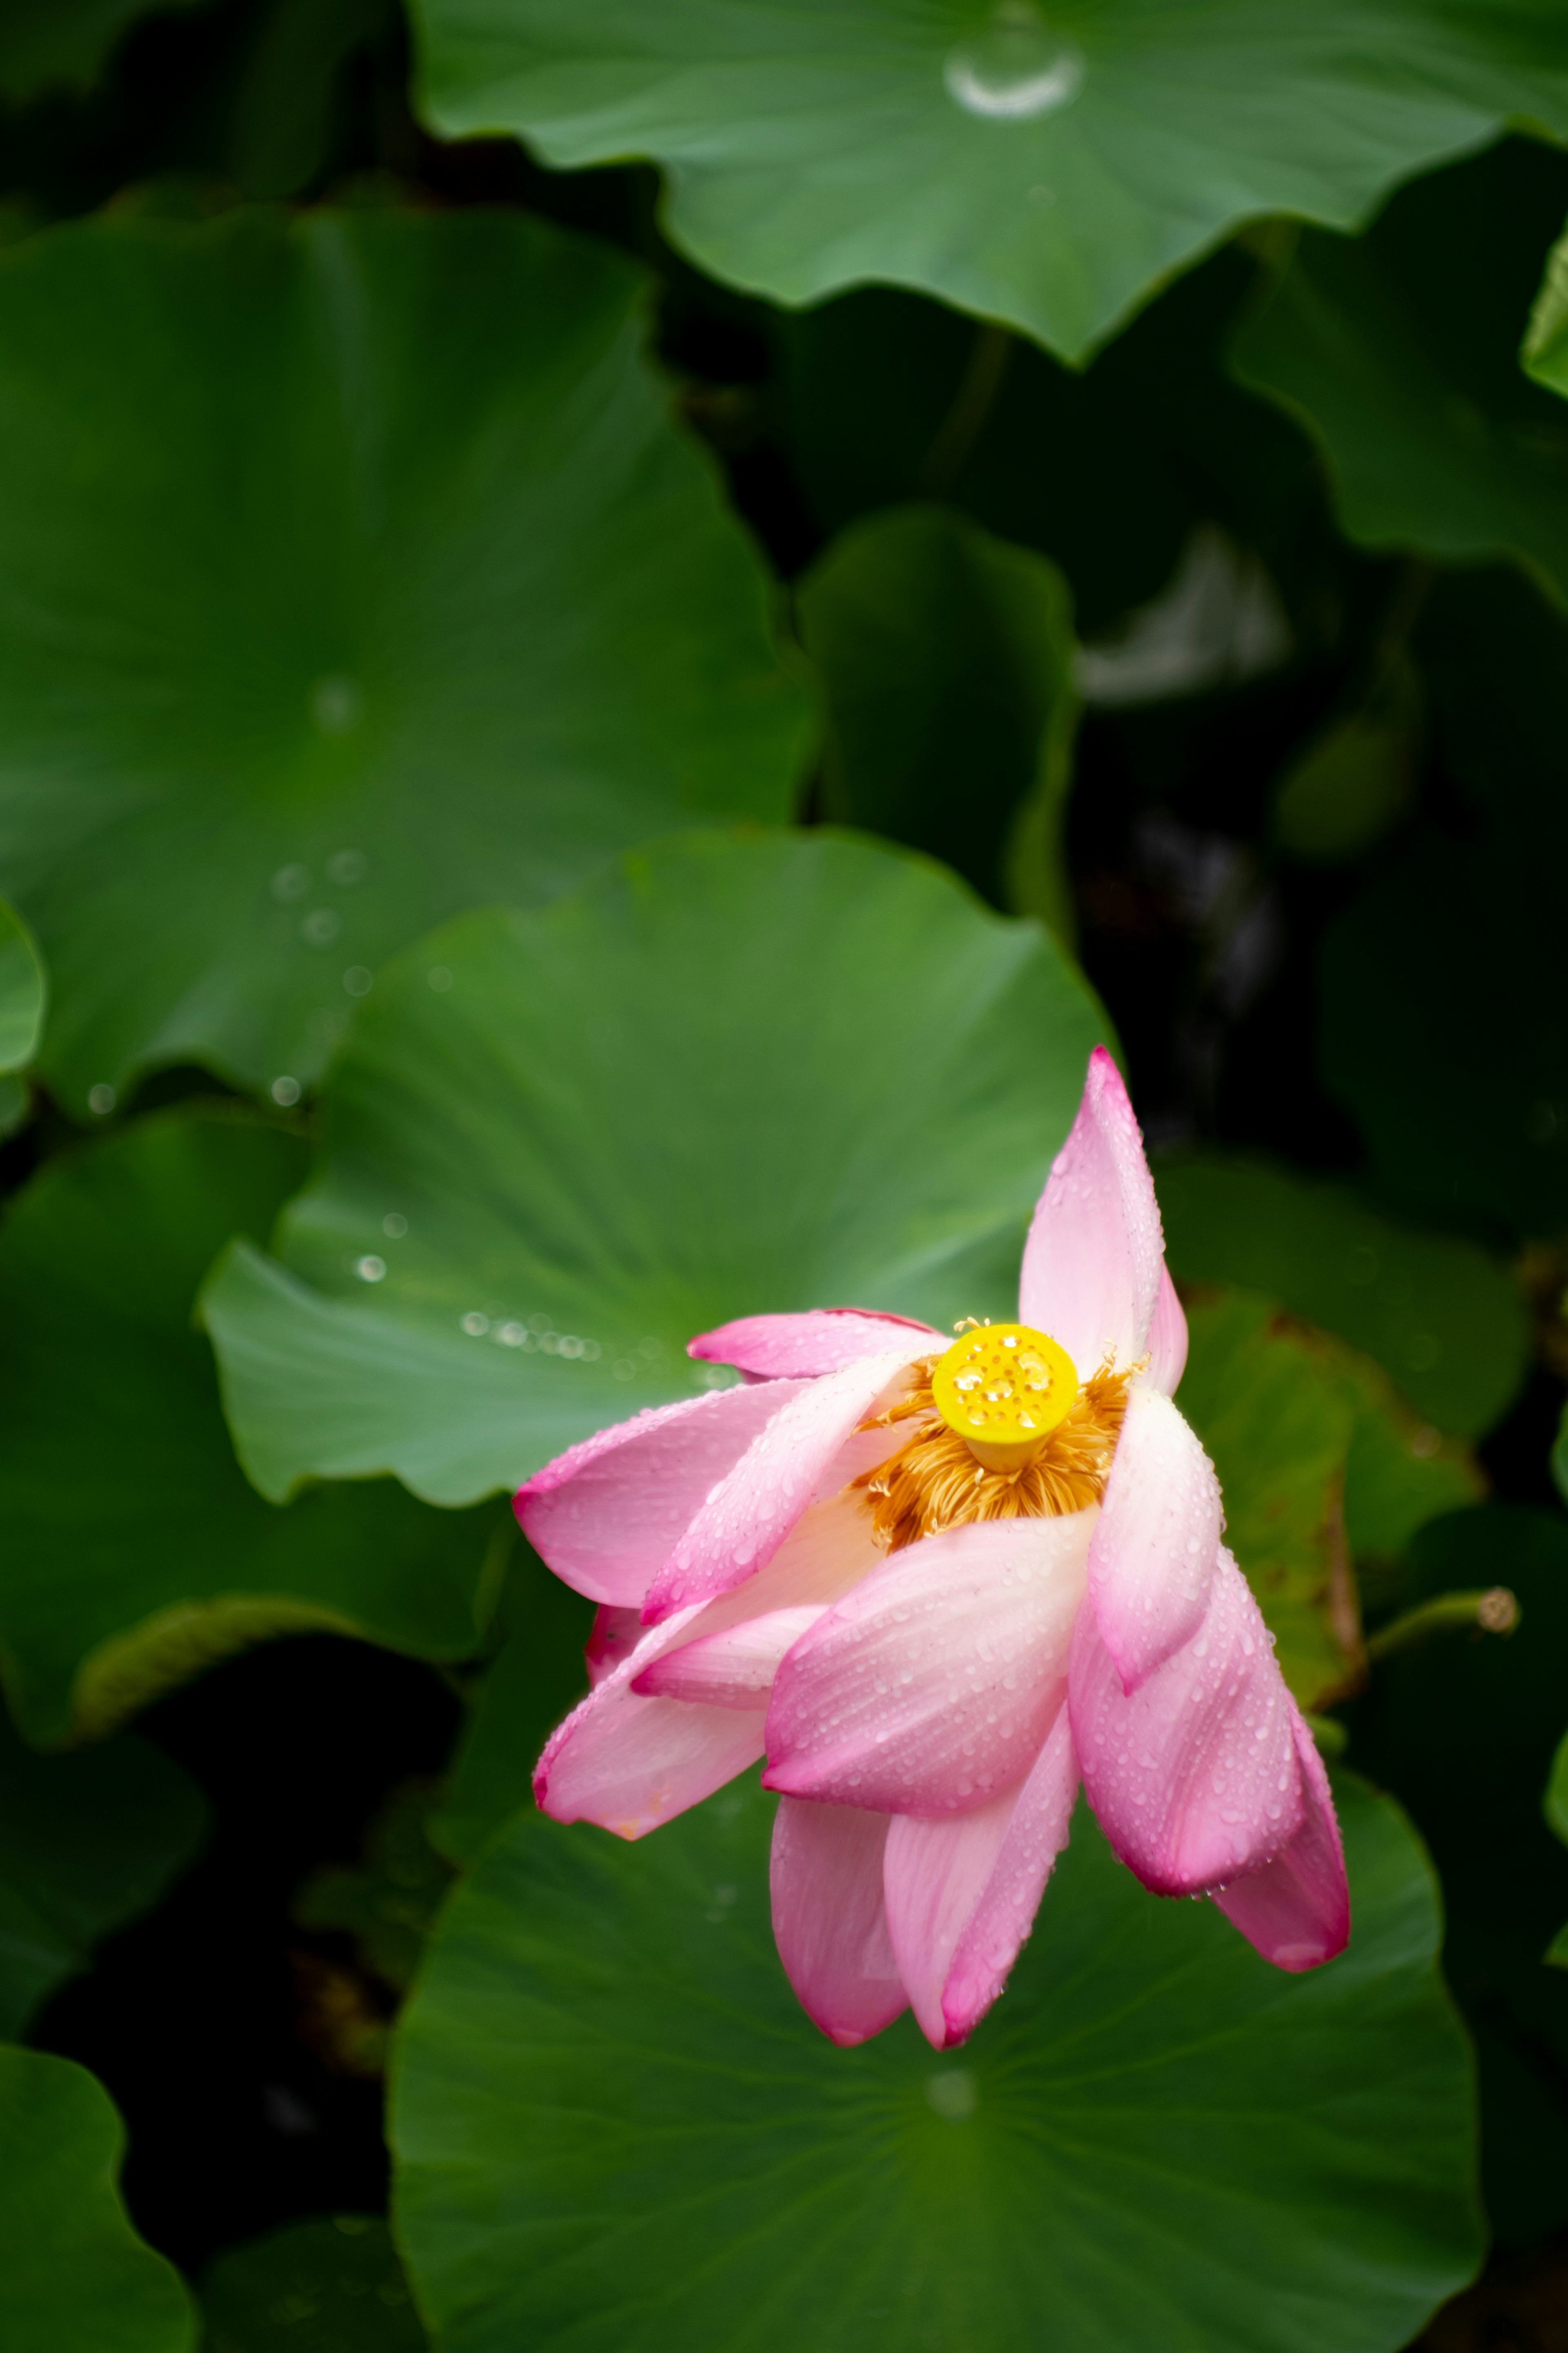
[{"x1": 853, "y1": 1348, "x2": 1129, "y2": 1555}]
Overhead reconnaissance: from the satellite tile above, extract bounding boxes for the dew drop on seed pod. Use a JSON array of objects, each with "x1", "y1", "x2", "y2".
[
  {"x1": 461, "y1": 1312, "x2": 489, "y2": 1336},
  {"x1": 88, "y1": 1082, "x2": 116, "y2": 1115},
  {"x1": 355, "y1": 1255, "x2": 385, "y2": 1282},
  {"x1": 270, "y1": 1076, "x2": 301, "y2": 1107}
]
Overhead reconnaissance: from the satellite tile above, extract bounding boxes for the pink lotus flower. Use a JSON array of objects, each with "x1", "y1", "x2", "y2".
[{"x1": 519, "y1": 1048, "x2": 1349, "y2": 2049}]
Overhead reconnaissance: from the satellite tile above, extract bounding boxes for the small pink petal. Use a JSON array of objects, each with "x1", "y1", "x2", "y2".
[
  {"x1": 764, "y1": 1514, "x2": 1090, "y2": 1815},
  {"x1": 534, "y1": 1487, "x2": 882, "y2": 1838},
  {"x1": 643, "y1": 1347, "x2": 925, "y2": 1623},
  {"x1": 1088, "y1": 1384, "x2": 1221, "y2": 1693},
  {"x1": 1018, "y1": 1045, "x2": 1166, "y2": 1380},
  {"x1": 1214, "y1": 1713, "x2": 1350, "y2": 1969},
  {"x1": 1070, "y1": 1547, "x2": 1304, "y2": 1894},
  {"x1": 689, "y1": 1308, "x2": 940, "y2": 1378},
  {"x1": 633, "y1": 1606, "x2": 825, "y2": 1708},
  {"x1": 534, "y1": 1606, "x2": 765, "y2": 1839},
  {"x1": 1145, "y1": 1265, "x2": 1189, "y2": 1396},
  {"x1": 517, "y1": 1379, "x2": 808, "y2": 1607},
  {"x1": 585, "y1": 1605, "x2": 641, "y2": 1686},
  {"x1": 884, "y1": 1706, "x2": 1078, "y2": 2049},
  {"x1": 771, "y1": 1797, "x2": 908, "y2": 2046}
]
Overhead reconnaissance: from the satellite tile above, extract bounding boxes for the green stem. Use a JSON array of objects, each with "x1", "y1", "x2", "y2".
[{"x1": 1365, "y1": 1587, "x2": 1519, "y2": 1663}]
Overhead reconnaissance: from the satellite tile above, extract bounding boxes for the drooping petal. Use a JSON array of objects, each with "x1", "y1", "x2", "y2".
[
  {"x1": 1145, "y1": 1265, "x2": 1189, "y2": 1397},
  {"x1": 534, "y1": 1605, "x2": 766, "y2": 1839},
  {"x1": 535, "y1": 1486, "x2": 882, "y2": 1838},
  {"x1": 634, "y1": 1606, "x2": 824, "y2": 1708},
  {"x1": 1070, "y1": 1547, "x2": 1304, "y2": 1895},
  {"x1": 643, "y1": 1347, "x2": 925, "y2": 1623},
  {"x1": 883, "y1": 1706, "x2": 1078, "y2": 2049},
  {"x1": 1088, "y1": 1384, "x2": 1221, "y2": 1693},
  {"x1": 585, "y1": 1604, "x2": 641, "y2": 1686},
  {"x1": 771, "y1": 1797, "x2": 908, "y2": 2046},
  {"x1": 1214, "y1": 1713, "x2": 1350, "y2": 1970},
  {"x1": 689, "y1": 1307, "x2": 940, "y2": 1379},
  {"x1": 517, "y1": 1378, "x2": 808, "y2": 1606},
  {"x1": 764, "y1": 1513, "x2": 1091, "y2": 1816},
  {"x1": 1018, "y1": 1045, "x2": 1166, "y2": 1380}
]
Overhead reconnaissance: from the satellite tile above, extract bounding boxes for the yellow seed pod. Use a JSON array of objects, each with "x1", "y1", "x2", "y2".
[{"x1": 931, "y1": 1321, "x2": 1078, "y2": 1473}]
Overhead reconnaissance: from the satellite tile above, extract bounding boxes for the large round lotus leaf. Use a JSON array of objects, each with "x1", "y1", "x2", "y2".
[
  {"x1": 0, "y1": 1104, "x2": 499, "y2": 1744},
  {"x1": 391, "y1": 1770, "x2": 1480, "y2": 2353},
  {"x1": 1157, "y1": 1153, "x2": 1528, "y2": 1438},
  {"x1": 411, "y1": 0, "x2": 1568, "y2": 363},
  {"x1": 0, "y1": 205, "x2": 804, "y2": 1115},
  {"x1": 0, "y1": 1709, "x2": 206, "y2": 2038},
  {"x1": 200, "y1": 2215, "x2": 427, "y2": 2353},
  {"x1": 201, "y1": 828, "x2": 1109, "y2": 1508},
  {"x1": 0, "y1": 895, "x2": 45, "y2": 1075},
  {"x1": 0, "y1": 2045, "x2": 194, "y2": 2353},
  {"x1": 1233, "y1": 139, "x2": 1568, "y2": 598}
]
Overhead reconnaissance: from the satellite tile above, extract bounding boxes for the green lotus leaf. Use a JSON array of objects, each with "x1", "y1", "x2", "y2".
[
  {"x1": 200, "y1": 2215, "x2": 428, "y2": 2353},
  {"x1": 0, "y1": 0, "x2": 200, "y2": 102},
  {"x1": 1178, "y1": 1288, "x2": 1480, "y2": 1711},
  {"x1": 0, "y1": 894, "x2": 45, "y2": 1075},
  {"x1": 797, "y1": 504, "x2": 1078, "y2": 941},
  {"x1": 410, "y1": 0, "x2": 1568, "y2": 364},
  {"x1": 1233, "y1": 139, "x2": 1568, "y2": 598},
  {"x1": 0, "y1": 2045, "x2": 195, "y2": 2352},
  {"x1": 1523, "y1": 201, "x2": 1568, "y2": 398},
  {"x1": 202, "y1": 829, "x2": 1109, "y2": 1509},
  {"x1": 430, "y1": 1544, "x2": 592, "y2": 1868},
  {"x1": 0, "y1": 1707, "x2": 205, "y2": 2038},
  {"x1": 391, "y1": 1768, "x2": 1479, "y2": 2353},
  {"x1": 1157, "y1": 1153, "x2": 1528, "y2": 1438},
  {"x1": 0, "y1": 204, "x2": 804, "y2": 1115},
  {"x1": 0, "y1": 1103, "x2": 500, "y2": 1744},
  {"x1": 1348, "y1": 1505, "x2": 1568, "y2": 2241}
]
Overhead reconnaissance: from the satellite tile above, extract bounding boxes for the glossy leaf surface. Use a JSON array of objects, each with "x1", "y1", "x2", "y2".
[
  {"x1": 1234, "y1": 141, "x2": 1568, "y2": 598},
  {"x1": 412, "y1": 0, "x2": 1568, "y2": 361},
  {"x1": 0, "y1": 2045, "x2": 195, "y2": 2352},
  {"x1": 0, "y1": 205, "x2": 803, "y2": 1112},
  {"x1": 393, "y1": 1771, "x2": 1479, "y2": 2353},
  {"x1": 0, "y1": 1106, "x2": 496, "y2": 1743},
  {"x1": 203, "y1": 829, "x2": 1108, "y2": 1507}
]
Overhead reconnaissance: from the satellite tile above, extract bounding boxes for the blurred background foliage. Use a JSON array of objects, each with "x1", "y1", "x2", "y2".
[{"x1": 0, "y1": 2, "x2": 1565, "y2": 2349}]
